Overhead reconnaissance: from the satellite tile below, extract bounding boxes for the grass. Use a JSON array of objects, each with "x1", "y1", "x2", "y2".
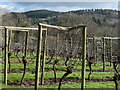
[
  {"x1": 1, "y1": 60, "x2": 118, "y2": 72},
  {"x1": 0, "y1": 51, "x2": 120, "y2": 89},
  {"x1": 0, "y1": 71, "x2": 115, "y2": 84},
  {"x1": 0, "y1": 69, "x2": 119, "y2": 89},
  {"x1": 1, "y1": 81, "x2": 117, "y2": 89}
]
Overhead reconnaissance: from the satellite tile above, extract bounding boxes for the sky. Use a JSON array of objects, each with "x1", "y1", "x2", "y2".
[{"x1": 0, "y1": 1, "x2": 119, "y2": 13}]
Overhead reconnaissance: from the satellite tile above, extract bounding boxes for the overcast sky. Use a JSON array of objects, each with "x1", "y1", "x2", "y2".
[{"x1": 0, "y1": 1, "x2": 119, "y2": 12}]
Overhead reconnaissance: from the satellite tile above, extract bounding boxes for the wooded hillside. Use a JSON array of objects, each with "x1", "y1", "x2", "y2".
[{"x1": 2, "y1": 9, "x2": 118, "y2": 37}]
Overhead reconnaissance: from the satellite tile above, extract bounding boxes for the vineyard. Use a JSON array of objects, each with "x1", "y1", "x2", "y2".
[{"x1": 0, "y1": 23, "x2": 120, "y2": 90}]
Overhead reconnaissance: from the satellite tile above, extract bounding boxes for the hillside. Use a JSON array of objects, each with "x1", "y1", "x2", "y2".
[{"x1": 2, "y1": 9, "x2": 118, "y2": 37}]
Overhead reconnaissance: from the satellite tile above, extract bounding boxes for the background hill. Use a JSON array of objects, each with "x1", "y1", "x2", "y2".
[{"x1": 2, "y1": 9, "x2": 118, "y2": 37}]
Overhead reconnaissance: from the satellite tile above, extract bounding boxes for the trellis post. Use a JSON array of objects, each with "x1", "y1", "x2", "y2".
[
  {"x1": 41, "y1": 30, "x2": 47, "y2": 85},
  {"x1": 102, "y1": 37, "x2": 105, "y2": 72},
  {"x1": 93, "y1": 37, "x2": 96, "y2": 64},
  {"x1": 35, "y1": 24, "x2": 43, "y2": 90},
  {"x1": 55, "y1": 33, "x2": 59, "y2": 59},
  {"x1": 81, "y1": 26, "x2": 87, "y2": 90},
  {"x1": 4, "y1": 28, "x2": 8, "y2": 85},
  {"x1": 24, "y1": 31, "x2": 28, "y2": 57},
  {"x1": 8, "y1": 30, "x2": 12, "y2": 52},
  {"x1": 65, "y1": 37, "x2": 68, "y2": 55},
  {"x1": 109, "y1": 38, "x2": 112, "y2": 66}
]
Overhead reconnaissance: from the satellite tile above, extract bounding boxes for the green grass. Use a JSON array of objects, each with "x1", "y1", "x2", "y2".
[
  {"x1": 1, "y1": 52, "x2": 120, "y2": 89},
  {"x1": 0, "y1": 71, "x2": 114, "y2": 84},
  {"x1": 1, "y1": 81, "x2": 117, "y2": 89},
  {"x1": 0, "y1": 70, "x2": 119, "y2": 89},
  {"x1": 1, "y1": 61, "x2": 117, "y2": 73}
]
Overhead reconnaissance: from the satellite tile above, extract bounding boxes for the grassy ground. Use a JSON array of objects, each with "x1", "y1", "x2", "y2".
[
  {"x1": 2, "y1": 81, "x2": 116, "y2": 88},
  {"x1": 0, "y1": 51, "x2": 120, "y2": 89},
  {"x1": 0, "y1": 58, "x2": 118, "y2": 72},
  {"x1": 0, "y1": 71, "x2": 114, "y2": 84}
]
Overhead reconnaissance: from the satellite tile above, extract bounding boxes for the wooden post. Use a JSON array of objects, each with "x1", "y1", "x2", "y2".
[
  {"x1": 8, "y1": 30, "x2": 12, "y2": 52},
  {"x1": 24, "y1": 31, "x2": 28, "y2": 57},
  {"x1": 81, "y1": 27, "x2": 87, "y2": 90},
  {"x1": 4, "y1": 28, "x2": 8, "y2": 85},
  {"x1": 35, "y1": 24, "x2": 43, "y2": 90},
  {"x1": 93, "y1": 37, "x2": 96, "y2": 66},
  {"x1": 70, "y1": 37, "x2": 73, "y2": 54},
  {"x1": 96, "y1": 41, "x2": 99, "y2": 64},
  {"x1": 67, "y1": 31, "x2": 72, "y2": 55},
  {"x1": 109, "y1": 38, "x2": 112, "y2": 66},
  {"x1": 56, "y1": 33, "x2": 59, "y2": 59},
  {"x1": 41, "y1": 30, "x2": 47, "y2": 85},
  {"x1": 93, "y1": 38, "x2": 96, "y2": 60},
  {"x1": 102, "y1": 37, "x2": 105, "y2": 72},
  {"x1": 57, "y1": 34, "x2": 59, "y2": 56},
  {"x1": 65, "y1": 37, "x2": 68, "y2": 55}
]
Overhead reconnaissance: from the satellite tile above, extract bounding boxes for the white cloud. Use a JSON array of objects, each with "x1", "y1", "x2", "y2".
[
  {"x1": 0, "y1": 4, "x2": 15, "y2": 11},
  {"x1": 22, "y1": 2, "x2": 118, "y2": 12},
  {"x1": 0, "y1": 5, "x2": 11, "y2": 15},
  {"x1": 33, "y1": 6, "x2": 89, "y2": 12},
  {"x1": 0, "y1": 2, "x2": 118, "y2": 13},
  {"x1": 0, "y1": 3, "x2": 26, "y2": 12}
]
